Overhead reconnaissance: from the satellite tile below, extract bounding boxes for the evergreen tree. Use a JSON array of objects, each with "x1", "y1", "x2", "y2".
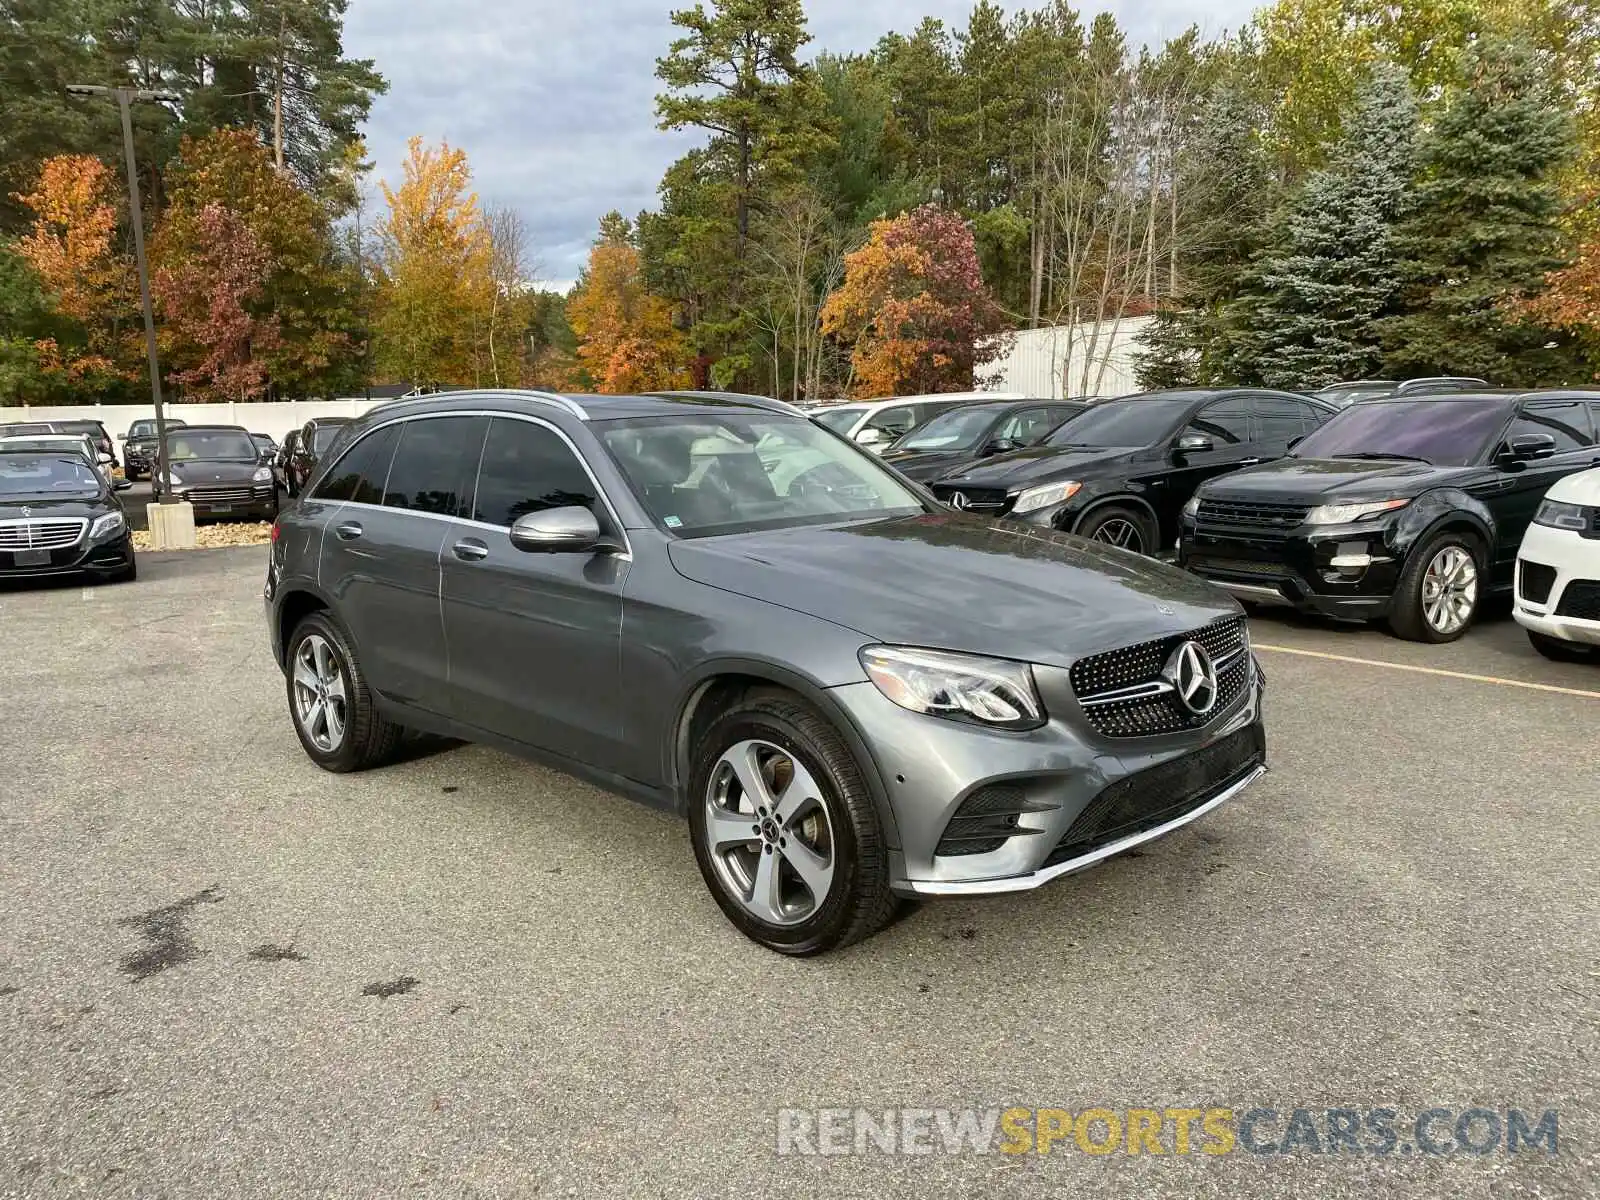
[
  {"x1": 1378, "y1": 40, "x2": 1577, "y2": 384},
  {"x1": 1241, "y1": 63, "x2": 1419, "y2": 389}
]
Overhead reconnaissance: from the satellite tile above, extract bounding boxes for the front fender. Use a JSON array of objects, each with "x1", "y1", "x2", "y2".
[{"x1": 1389, "y1": 489, "x2": 1496, "y2": 560}]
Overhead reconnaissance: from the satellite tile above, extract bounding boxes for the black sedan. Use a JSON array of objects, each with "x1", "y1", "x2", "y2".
[
  {"x1": 0, "y1": 447, "x2": 136, "y2": 583},
  {"x1": 1179, "y1": 390, "x2": 1600, "y2": 641},
  {"x1": 930, "y1": 389, "x2": 1336, "y2": 556},
  {"x1": 879, "y1": 399, "x2": 1085, "y2": 483},
  {"x1": 150, "y1": 425, "x2": 279, "y2": 520}
]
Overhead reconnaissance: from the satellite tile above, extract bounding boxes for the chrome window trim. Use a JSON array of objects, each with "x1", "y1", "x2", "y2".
[{"x1": 318, "y1": 408, "x2": 631, "y2": 560}]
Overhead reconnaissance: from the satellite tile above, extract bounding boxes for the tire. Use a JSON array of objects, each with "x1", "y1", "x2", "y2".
[
  {"x1": 1076, "y1": 505, "x2": 1156, "y2": 556},
  {"x1": 1528, "y1": 631, "x2": 1593, "y2": 662},
  {"x1": 1388, "y1": 530, "x2": 1483, "y2": 643},
  {"x1": 687, "y1": 689, "x2": 897, "y2": 955},
  {"x1": 285, "y1": 611, "x2": 403, "y2": 772}
]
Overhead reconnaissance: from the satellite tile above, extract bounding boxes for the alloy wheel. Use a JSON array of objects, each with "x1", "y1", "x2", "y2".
[
  {"x1": 292, "y1": 633, "x2": 349, "y2": 752},
  {"x1": 1421, "y1": 545, "x2": 1478, "y2": 635},
  {"x1": 703, "y1": 739, "x2": 836, "y2": 926},
  {"x1": 1091, "y1": 517, "x2": 1144, "y2": 553}
]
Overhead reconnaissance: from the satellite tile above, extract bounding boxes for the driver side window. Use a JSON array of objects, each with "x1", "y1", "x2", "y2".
[{"x1": 864, "y1": 406, "x2": 917, "y2": 438}]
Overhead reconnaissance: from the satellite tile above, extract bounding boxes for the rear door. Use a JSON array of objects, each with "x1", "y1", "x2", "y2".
[
  {"x1": 439, "y1": 415, "x2": 627, "y2": 764},
  {"x1": 1486, "y1": 400, "x2": 1597, "y2": 579},
  {"x1": 320, "y1": 415, "x2": 487, "y2": 712}
]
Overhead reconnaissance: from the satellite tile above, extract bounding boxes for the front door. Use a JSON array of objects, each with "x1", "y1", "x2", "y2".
[
  {"x1": 1153, "y1": 394, "x2": 1260, "y2": 542},
  {"x1": 1483, "y1": 400, "x2": 1600, "y2": 582},
  {"x1": 440, "y1": 415, "x2": 628, "y2": 766}
]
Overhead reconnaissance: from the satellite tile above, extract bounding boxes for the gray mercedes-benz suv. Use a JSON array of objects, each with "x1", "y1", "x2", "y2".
[{"x1": 264, "y1": 390, "x2": 1267, "y2": 954}]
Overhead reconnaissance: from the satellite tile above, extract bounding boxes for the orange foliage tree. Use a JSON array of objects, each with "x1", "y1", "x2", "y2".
[
  {"x1": 14, "y1": 154, "x2": 136, "y2": 381},
  {"x1": 567, "y1": 215, "x2": 690, "y2": 392},
  {"x1": 820, "y1": 204, "x2": 1007, "y2": 397}
]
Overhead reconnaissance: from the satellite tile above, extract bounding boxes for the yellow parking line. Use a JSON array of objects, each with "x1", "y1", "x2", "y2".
[{"x1": 1253, "y1": 643, "x2": 1600, "y2": 701}]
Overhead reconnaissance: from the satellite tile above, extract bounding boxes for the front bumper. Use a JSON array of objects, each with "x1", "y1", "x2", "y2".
[
  {"x1": 154, "y1": 483, "x2": 278, "y2": 519},
  {"x1": 0, "y1": 533, "x2": 133, "y2": 580},
  {"x1": 1514, "y1": 524, "x2": 1600, "y2": 647},
  {"x1": 1180, "y1": 517, "x2": 1401, "y2": 619},
  {"x1": 829, "y1": 658, "x2": 1267, "y2": 896}
]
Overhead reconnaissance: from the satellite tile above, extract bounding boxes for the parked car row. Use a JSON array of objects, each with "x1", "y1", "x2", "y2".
[{"x1": 2, "y1": 417, "x2": 119, "y2": 468}]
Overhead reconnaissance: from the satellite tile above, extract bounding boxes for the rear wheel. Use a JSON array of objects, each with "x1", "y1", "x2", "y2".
[
  {"x1": 1528, "y1": 631, "x2": 1594, "y2": 662},
  {"x1": 687, "y1": 689, "x2": 896, "y2": 955},
  {"x1": 285, "y1": 612, "x2": 403, "y2": 772},
  {"x1": 1076, "y1": 505, "x2": 1155, "y2": 556},
  {"x1": 1389, "y1": 532, "x2": 1482, "y2": 643}
]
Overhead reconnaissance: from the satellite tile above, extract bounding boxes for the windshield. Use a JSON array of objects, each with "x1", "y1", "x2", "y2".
[
  {"x1": 311, "y1": 425, "x2": 346, "y2": 452},
  {"x1": 0, "y1": 437, "x2": 92, "y2": 461},
  {"x1": 599, "y1": 415, "x2": 925, "y2": 537},
  {"x1": 812, "y1": 406, "x2": 865, "y2": 434},
  {"x1": 0, "y1": 454, "x2": 101, "y2": 496},
  {"x1": 165, "y1": 430, "x2": 257, "y2": 461},
  {"x1": 893, "y1": 406, "x2": 999, "y2": 452},
  {"x1": 129, "y1": 419, "x2": 184, "y2": 438},
  {"x1": 1292, "y1": 399, "x2": 1510, "y2": 466},
  {"x1": 1045, "y1": 395, "x2": 1195, "y2": 448}
]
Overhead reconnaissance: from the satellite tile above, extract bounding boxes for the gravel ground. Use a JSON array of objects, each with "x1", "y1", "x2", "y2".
[{"x1": 0, "y1": 546, "x2": 1595, "y2": 1198}]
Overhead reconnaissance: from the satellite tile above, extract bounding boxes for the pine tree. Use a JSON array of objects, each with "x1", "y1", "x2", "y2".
[
  {"x1": 1241, "y1": 63, "x2": 1419, "y2": 389},
  {"x1": 1378, "y1": 40, "x2": 1577, "y2": 384}
]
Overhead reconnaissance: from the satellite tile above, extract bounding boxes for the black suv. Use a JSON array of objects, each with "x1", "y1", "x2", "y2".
[
  {"x1": 150, "y1": 424, "x2": 279, "y2": 520},
  {"x1": 1179, "y1": 390, "x2": 1600, "y2": 641},
  {"x1": 879, "y1": 399, "x2": 1085, "y2": 483},
  {"x1": 930, "y1": 389, "x2": 1336, "y2": 555},
  {"x1": 122, "y1": 417, "x2": 187, "y2": 480},
  {"x1": 284, "y1": 417, "x2": 352, "y2": 496}
]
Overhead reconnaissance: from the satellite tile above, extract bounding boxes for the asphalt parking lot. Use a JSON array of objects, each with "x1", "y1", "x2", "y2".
[{"x1": 1, "y1": 547, "x2": 1595, "y2": 1198}]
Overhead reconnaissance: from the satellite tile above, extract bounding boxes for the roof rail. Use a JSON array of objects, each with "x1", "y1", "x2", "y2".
[{"x1": 646, "y1": 390, "x2": 806, "y2": 417}]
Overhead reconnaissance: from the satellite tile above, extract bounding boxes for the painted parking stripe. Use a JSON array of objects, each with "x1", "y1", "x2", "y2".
[{"x1": 1253, "y1": 643, "x2": 1600, "y2": 701}]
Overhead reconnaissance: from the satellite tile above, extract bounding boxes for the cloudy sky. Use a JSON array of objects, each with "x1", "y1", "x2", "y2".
[{"x1": 343, "y1": 1, "x2": 1254, "y2": 289}]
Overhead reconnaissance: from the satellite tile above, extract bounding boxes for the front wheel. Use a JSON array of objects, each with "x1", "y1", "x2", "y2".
[
  {"x1": 1076, "y1": 505, "x2": 1155, "y2": 556},
  {"x1": 687, "y1": 690, "x2": 897, "y2": 955},
  {"x1": 1389, "y1": 532, "x2": 1482, "y2": 643}
]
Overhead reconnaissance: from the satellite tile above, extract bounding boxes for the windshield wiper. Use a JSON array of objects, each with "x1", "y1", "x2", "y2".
[{"x1": 1330, "y1": 451, "x2": 1433, "y2": 464}]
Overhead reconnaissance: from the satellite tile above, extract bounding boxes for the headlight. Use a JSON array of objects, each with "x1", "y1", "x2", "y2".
[
  {"x1": 859, "y1": 645, "x2": 1043, "y2": 729},
  {"x1": 1182, "y1": 495, "x2": 1201, "y2": 518},
  {"x1": 253, "y1": 466, "x2": 273, "y2": 483},
  {"x1": 164, "y1": 472, "x2": 186, "y2": 489},
  {"x1": 89, "y1": 511, "x2": 125, "y2": 540},
  {"x1": 1304, "y1": 498, "x2": 1409, "y2": 524},
  {"x1": 1012, "y1": 480, "x2": 1081, "y2": 515},
  {"x1": 1533, "y1": 499, "x2": 1589, "y2": 530}
]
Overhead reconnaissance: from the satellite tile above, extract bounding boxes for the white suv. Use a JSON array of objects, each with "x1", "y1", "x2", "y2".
[
  {"x1": 811, "y1": 393, "x2": 1026, "y2": 453},
  {"x1": 1515, "y1": 465, "x2": 1600, "y2": 660}
]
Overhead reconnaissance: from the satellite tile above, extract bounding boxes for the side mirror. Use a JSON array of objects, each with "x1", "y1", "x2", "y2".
[
  {"x1": 509, "y1": 506, "x2": 603, "y2": 553},
  {"x1": 1505, "y1": 433, "x2": 1556, "y2": 462},
  {"x1": 855, "y1": 427, "x2": 889, "y2": 447},
  {"x1": 113, "y1": 478, "x2": 132, "y2": 491},
  {"x1": 986, "y1": 437, "x2": 1020, "y2": 456},
  {"x1": 1175, "y1": 433, "x2": 1215, "y2": 455},
  {"x1": 97, "y1": 451, "x2": 115, "y2": 466}
]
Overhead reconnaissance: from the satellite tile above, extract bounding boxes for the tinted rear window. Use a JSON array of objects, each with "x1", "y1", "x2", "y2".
[{"x1": 313, "y1": 424, "x2": 401, "y2": 504}]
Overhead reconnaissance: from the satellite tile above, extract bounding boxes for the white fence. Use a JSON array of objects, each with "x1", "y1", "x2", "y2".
[
  {"x1": 986, "y1": 316, "x2": 1152, "y2": 399},
  {"x1": 0, "y1": 399, "x2": 393, "y2": 449}
]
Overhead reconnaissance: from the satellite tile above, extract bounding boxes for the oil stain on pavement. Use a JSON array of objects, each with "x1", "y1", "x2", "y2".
[
  {"x1": 245, "y1": 943, "x2": 307, "y2": 963},
  {"x1": 361, "y1": 976, "x2": 419, "y2": 998},
  {"x1": 116, "y1": 885, "x2": 224, "y2": 982}
]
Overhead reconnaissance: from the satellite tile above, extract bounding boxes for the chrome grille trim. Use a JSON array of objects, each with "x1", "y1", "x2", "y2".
[{"x1": 0, "y1": 517, "x2": 88, "y2": 551}]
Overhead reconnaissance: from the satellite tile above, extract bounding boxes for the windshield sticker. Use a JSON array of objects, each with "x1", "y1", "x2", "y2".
[{"x1": 664, "y1": 515, "x2": 683, "y2": 528}]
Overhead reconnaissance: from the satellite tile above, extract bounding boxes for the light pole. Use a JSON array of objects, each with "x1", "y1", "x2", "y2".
[{"x1": 65, "y1": 85, "x2": 180, "y2": 502}]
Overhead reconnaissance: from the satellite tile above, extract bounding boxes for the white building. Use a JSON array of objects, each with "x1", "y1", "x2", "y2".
[{"x1": 984, "y1": 316, "x2": 1153, "y2": 400}]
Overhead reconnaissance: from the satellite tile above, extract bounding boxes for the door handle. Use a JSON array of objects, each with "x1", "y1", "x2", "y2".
[
  {"x1": 452, "y1": 538, "x2": 489, "y2": 562},
  {"x1": 334, "y1": 521, "x2": 363, "y2": 541},
  {"x1": 1237, "y1": 457, "x2": 1263, "y2": 466}
]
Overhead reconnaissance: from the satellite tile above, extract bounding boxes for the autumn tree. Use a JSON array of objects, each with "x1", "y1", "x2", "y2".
[
  {"x1": 567, "y1": 213, "x2": 691, "y2": 393},
  {"x1": 153, "y1": 204, "x2": 280, "y2": 401},
  {"x1": 14, "y1": 153, "x2": 136, "y2": 382},
  {"x1": 820, "y1": 204, "x2": 1006, "y2": 396},
  {"x1": 371, "y1": 136, "x2": 492, "y2": 387}
]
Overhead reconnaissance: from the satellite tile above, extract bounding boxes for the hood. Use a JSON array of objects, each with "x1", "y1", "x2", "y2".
[
  {"x1": 1199, "y1": 457, "x2": 1471, "y2": 503},
  {"x1": 169, "y1": 459, "x2": 263, "y2": 484},
  {"x1": 1547, "y1": 464, "x2": 1600, "y2": 505},
  {"x1": 879, "y1": 448, "x2": 982, "y2": 482},
  {"x1": 934, "y1": 444, "x2": 1138, "y2": 490},
  {"x1": 667, "y1": 513, "x2": 1237, "y2": 668},
  {"x1": 0, "y1": 493, "x2": 112, "y2": 519}
]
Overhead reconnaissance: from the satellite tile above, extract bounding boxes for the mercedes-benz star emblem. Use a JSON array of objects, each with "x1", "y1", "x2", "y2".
[
  {"x1": 19, "y1": 506, "x2": 30, "y2": 517},
  {"x1": 948, "y1": 492, "x2": 969, "y2": 510},
  {"x1": 1163, "y1": 640, "x2": 1219, "y2": 716}
]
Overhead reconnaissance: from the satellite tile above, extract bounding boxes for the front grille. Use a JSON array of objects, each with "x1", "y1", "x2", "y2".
[
  {"x1": 1070, "y1": 616, "x2": 1250, "y2": 738},
  {"x1": 1554, "y1": 579, "x2": 1600, "y2": 621},
  {"x1": 187, "y1": 486, "x2": 263, "y2": 504},
  {"x1": 1187, "y1": 556, "x2": 1287, "y2": 579},
  {"x1": 1519, "y1": 560, "x2": 1557, "y2": 605},
  {"x1": 1043, "y1": 723, "x2": 1265, "y2": 867},
  {"x1": 0, "y1": 518, "x2": 87, "y2": 551},
  {"x1": 931, "y1": 484, "x2": 1011, "y2": 514},
  {"x1": 1194, "y1": 499, "x2": 1310, "y2": 542},
  {"x1": 935, "y1": 785, "x2": 1055, "y2": 857}
]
